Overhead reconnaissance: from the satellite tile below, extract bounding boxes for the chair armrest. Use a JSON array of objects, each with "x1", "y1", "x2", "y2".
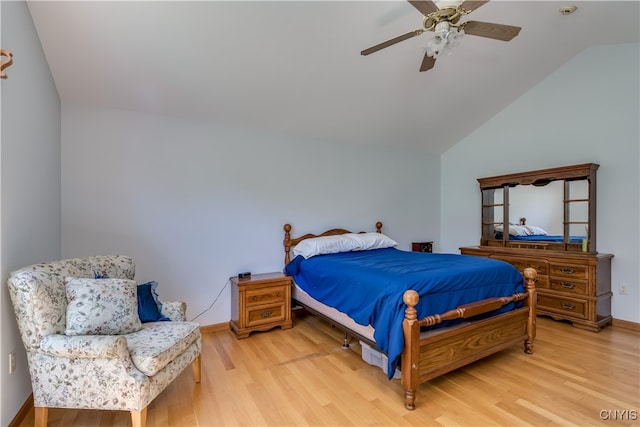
[
  {"x1": 161, "y1": 301, "x2": 187, "y2": 321},
  {"x1": 39, "y1": 334, "x2": 130, "y2": 359}
]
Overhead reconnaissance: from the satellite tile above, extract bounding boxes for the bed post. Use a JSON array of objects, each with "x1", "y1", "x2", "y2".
[
  {"x1": 284, "y1": 224, "x2": 292, "y2": 265},
  {"x1": 401, "y1": 290, "x2": 420, "y2": 410},
  {"x1": 375, "y1": 221, "x2": 383, "y2": 233},
  {"x1": 523, "y1": 267, "x2": 537, "y2": 354}
]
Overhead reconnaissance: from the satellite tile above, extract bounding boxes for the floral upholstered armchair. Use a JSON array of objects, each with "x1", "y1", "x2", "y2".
[{"x1": 7, "y1": 255, "x2": 201, "y2": 427}]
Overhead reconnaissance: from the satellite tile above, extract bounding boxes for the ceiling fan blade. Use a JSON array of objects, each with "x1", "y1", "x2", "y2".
[
  {"x1": 460, "y1": 1, "x2": 490, "y2": 12},
  {"x1": 462, "y1": 21, "x2": 521, "y2": 41},
  {"x1": 419, "y1": 53, "x2": 436, "y2": 72},
  {"x1": 407, "y1": 1, "x2": 439, "y2": 16},
  {"x1": 361, "y1": 30, "x2": 423, "y2": 56}
]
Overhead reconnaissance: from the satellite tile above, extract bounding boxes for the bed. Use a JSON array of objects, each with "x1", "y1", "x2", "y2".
[
  {"x1": 494, "y1": 218, "x2": 585, "y2": 243},
  {"x1": 495, "y1": 233, "x2": 584, "y2": 243},
  {"x1": 283, "y1": 222, "x2": 537, "y2": 410}
]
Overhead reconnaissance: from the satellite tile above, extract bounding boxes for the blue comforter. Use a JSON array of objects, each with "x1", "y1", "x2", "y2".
[
  {"x1": 285, "y1": 248, "x2": 523, "y2": 379},
  {"x1": 495, "y1": 232, "x2": 584, "y2": 243}
]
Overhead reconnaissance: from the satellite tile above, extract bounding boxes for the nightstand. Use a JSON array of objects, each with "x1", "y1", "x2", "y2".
[
  {"x1": 412, "y1": 241, "x2": 433, "y2": 253},
  {"x1": 230, "y1": 272, "x2": 293, "y2": 339}
]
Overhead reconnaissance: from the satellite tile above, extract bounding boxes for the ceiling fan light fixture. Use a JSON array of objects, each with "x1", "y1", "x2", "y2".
[
  {"x1": 426, "y1": 22, "x2": 464, "y2": 58},
  {"x1": 434, "y1": 21, "x2": 451, "y2": 41},
  {"x1": 448, "y1": 28, "x2": 464, "y2": 49}
]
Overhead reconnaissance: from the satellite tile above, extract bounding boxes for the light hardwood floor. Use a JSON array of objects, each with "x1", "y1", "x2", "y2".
[{"x1": 17, "y1": 314, "x2": 639, "y2": 426}]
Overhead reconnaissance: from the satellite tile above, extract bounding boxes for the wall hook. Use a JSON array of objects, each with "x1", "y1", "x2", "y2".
[{"x1": 1, "y1": 50, "x2": 14, "y2": 79}]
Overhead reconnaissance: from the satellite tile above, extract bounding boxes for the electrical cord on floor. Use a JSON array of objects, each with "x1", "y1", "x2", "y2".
[{"x1": 189, "y1": 279, "x2": 230, "y2": 322}]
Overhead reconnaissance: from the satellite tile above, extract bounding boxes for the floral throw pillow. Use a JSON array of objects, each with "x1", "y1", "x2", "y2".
[{"x1": 65, "y1": 277, "x2": 142, "y2": 335}]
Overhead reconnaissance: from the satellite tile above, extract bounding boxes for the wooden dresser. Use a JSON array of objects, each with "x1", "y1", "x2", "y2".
[
  {"x1": 461, "y1": 246, "x2": 613, "y2": 331},
  {"x1": 230, "y1": 272, "x2": 293, "y2": 338}
]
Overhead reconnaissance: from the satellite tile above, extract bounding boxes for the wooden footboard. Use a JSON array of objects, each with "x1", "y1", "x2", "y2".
[{"x1": 401, "y1": 267, "x2": 537, "y2": 410}]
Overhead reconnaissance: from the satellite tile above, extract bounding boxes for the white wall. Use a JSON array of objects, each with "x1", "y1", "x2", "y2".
[
  {"x1": 61, "y1": 104, "x2": 440, "y2": 326},
  {"x1": 441, "y1": 43, "x2": 640, "y2": 323},
  {"x1": 0, "y1": 1, "x2": 61, "y2": 425}
]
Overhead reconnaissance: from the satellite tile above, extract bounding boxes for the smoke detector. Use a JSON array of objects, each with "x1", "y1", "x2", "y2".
[{"x1": 559, "y1": 5, "x2": 578, "y2": 15}]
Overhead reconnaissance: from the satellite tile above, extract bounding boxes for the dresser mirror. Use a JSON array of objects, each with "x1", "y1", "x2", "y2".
[{"x1": 478, "y1": 163, "x2": 598, "y2": 253}]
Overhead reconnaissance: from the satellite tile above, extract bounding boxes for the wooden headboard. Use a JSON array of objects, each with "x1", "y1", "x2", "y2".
[{"x1": 283, "y1": 222, "x2": 383, "y2": 265}]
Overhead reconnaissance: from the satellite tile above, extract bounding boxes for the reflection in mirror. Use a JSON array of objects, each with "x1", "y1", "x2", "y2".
[
  {"x1": 567, "y1": 180, "x2": 589, "y2": 227},
  {"x1": 567, "y1": 180, "x2": 589, "y2": 241},
  {"x1": 482, "y1": 188, "x2": 504, "y2": 240},
  {"x1": 506, "y1": 180, "x2": 589, "y2": 243},
  {"x1": 510, "y1": 181, "x2": 563, "y2": 236},
  {"x1": 568, "y1": 221, "x2": 588, "y2": 239},
  {"x1": 492, "y1": 189, "x2": 504, "y2": 224},
  {"x1": 477, "y1": 163, "x2": 598, "y2": 252}
]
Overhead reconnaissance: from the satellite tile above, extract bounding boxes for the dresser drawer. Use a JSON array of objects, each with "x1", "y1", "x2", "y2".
[
  {"x1": 491, "y1": 255, "x2": 549, "y2": 275},
  {"x1": 549, "y1": 278, "x2": 588, "y2": 295},
  {"x1": 460, "y1": 246, "x2": 613, "y2": 331},
  {"x1": 529, "y1": 276, "x2": 549, "y2": 289},
  {"x1": 549, "y1": 264, "x2": 588, "y2": 279},
  {"x1": 537, "y1": 294, "x2": 587, "y2": 319},
  {"x1": 245, "y1": 286, "x2": 287, "y2": 307},
  {"x1": 246, "y1": 303, "x2": 286, "y2": 327}
]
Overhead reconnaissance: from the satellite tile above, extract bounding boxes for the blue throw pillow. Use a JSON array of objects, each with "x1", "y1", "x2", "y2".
[{"x1": 137, "y1": 281, "x2": 170, "y2": 323}]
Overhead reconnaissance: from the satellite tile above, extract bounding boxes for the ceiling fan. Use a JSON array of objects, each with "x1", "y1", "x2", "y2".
[{"x1": 361, "y1": 0, "x2": 521, "y2": 72}]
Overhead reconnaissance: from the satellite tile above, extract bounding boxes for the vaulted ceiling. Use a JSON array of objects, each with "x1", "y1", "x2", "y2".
[{"x1": 27, "y1": 1, "x2": 639, "y2": 153}]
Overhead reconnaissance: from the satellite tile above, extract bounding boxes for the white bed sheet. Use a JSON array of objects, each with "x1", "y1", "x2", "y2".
[
  {"x1": 292, "y1": 281, "x2": 376, "y2": 343},
  {"x1": 292, "y1": 281, "x2": 474, "y2": 343}
]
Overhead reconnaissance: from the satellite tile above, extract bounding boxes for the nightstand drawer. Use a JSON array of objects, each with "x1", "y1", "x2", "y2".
[
  {"x1": 245, "y1": 286, "x2": 287, "y2": 307},
  {"x1": 246, "y1": 303, "x2": 286, "y2": 327},
  {"x1": 537, "y1": 294, "x2": 587, "y2": 319},
  {"x1": 550, "y1": 264, "x2": 588, "y2": 279},
  {"x1": 549, "y1": 278, "x2": 588, "y2": 295}
]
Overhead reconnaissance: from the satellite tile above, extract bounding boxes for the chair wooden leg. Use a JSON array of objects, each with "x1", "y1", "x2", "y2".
[
  {"x1": 34, "y1": 406, "x2": 48, "y2": 427},
  {"x1": 131, "y1": 407, "x2": 147, "y2": 427},
  {"x1": 192, "y1": 354, "x2": 201, "y2": 383}
]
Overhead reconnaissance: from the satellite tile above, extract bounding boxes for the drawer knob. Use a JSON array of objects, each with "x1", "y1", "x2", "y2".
[
  {"x1": 252, "y1": 296, "x2": 257, "y2": 301},
  {"x1": 560, "y1": 268, "x2": 576, "y2": 274},
  {"x1": 560, "y1": 282, "x2": 575, "y2": 289},
  {"x1": 276, "y1": 292, "x2": 281, "y2": 297},
  {"x1": 561, "y1": 302, "x2": 576, "y2": 310},
  {"x1": 261, "y1": 310, "x2": 272, "y2": 318}
]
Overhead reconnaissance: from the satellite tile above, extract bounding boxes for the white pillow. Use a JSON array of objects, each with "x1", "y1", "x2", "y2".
[
  {"x1": 523, "y1": 225, "x2": 548, "y2": 236},
  {"x1": 65, "y1": 277, "x2": 142, "y2": 335},
  {"x1": 292, "y1": 232, "x2": 399, "y2": 259},
  {"x1": 292, "y1": 234, "x2": 361, "y2": 259},
  {"x1": 495, "y1": 224, "x2": 530, "y2": 236},
  {"x1": 348, "y1": 232, "x2": 398, "y2": 250}
]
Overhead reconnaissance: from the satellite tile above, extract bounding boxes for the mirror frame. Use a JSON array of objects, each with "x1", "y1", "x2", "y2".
[{"x1": 477, "y1": 163, "x2": 598, "y2": 253}]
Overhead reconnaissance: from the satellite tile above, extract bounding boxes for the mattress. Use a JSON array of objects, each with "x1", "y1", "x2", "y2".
[
  {"x1": 293, "y1": 281, "x2": 474, "y2": 344},
  {"x1": 292, "y1": 281, "x2": 375, "y2": 343},
  {"x1": 287, "y1": 248, "x2": 522, "y2": 378}
]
